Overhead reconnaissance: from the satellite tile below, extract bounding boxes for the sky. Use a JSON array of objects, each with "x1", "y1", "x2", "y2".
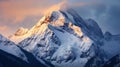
[{"x1": 0, "y1": 0, "x2": 120, "y2": 37}]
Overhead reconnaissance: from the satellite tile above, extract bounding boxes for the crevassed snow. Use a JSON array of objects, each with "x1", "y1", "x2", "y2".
[{"x1": 48, "y1": 24, "x2": 94, "y2": 66}]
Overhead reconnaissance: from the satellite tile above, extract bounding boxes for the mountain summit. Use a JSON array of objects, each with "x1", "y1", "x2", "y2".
[
  {"x1": 16, "y1": 10, "x2": 98, "y2": 67},
  {"x1": 6, "y1": 9, "x2": 120, "y2": 67},
  {"x1": 10, "y1": 9, "x2": 103, "y2": 44}
]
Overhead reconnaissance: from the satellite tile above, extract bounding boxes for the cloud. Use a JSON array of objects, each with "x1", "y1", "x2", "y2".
[
  {"x1": 0, "y1": 0, "x2": 64, "y2": 36},
  {"x1": 0, "y1": 0, "x2": 8, "y2": 2},
  {"x1": 0, "y1": 0, "x2": 92, "y2": 23},
  {"x1": 0, "y1": 1, "x2": 41, "y2": 23},
  {"x1": 0, "y1": 26, "x2": 9, "y2": 31},
  {"x1": 103, "y1": 5, "x2": 120, "y2": 34},
  {"x1": 0, "y1": 0, "x2": 62, "y2": 23},
  {"x1": 0, "y1": 25, "x2": 11, "y2": 36},
  {"x1": 0, "y1": 0, "x2": 120, "y2": 37}
]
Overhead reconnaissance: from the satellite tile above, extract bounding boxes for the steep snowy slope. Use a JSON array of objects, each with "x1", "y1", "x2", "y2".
[
  {"x1": 84, "y1": 32, "x2": 120, "y2": 67},
  {"x1": 0, "y1": 34, "x2": 54, "y2": 67},
  {"x1": 48, "y1": 24, "x2": 96, "y2": 67},
  {"x1": 9, "y1": 16, "x2": 48, "y2": 44},
  {"x1": 8, "y1": 27, "x2": 29, "y2": 43},
  {"x1": 64, "y1": 9, "x2": 104, "y2": 43},
  {"x1": 18, "y1": 10, "x2": 105, "y2": 67},
  {"x1": 102, "y1": 32, "x2": 120, "y2": 59},
  {"x1": 0, "y1": 34, "x2": 28, "y2": 61}
]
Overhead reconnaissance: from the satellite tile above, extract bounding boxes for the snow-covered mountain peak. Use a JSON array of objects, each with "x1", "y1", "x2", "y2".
[
  {"x1": 9, "y1": 9, "x2": 104, "y2": 46},
  {"x1": 9, "y1": 9, "x2": 119, "y2": 67},
  {"x1": 4, "y1": 9, "x2": 120, "y2": 67},
  {"x1": 9, "y1": 11, "x2": 67, "y2": 43},
  {"x1": 29, "y1": 11, "x2": 66, "y2": 33},
  {"x1": 18, "y1": 9, "x2": 103, "y2": 67}
]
